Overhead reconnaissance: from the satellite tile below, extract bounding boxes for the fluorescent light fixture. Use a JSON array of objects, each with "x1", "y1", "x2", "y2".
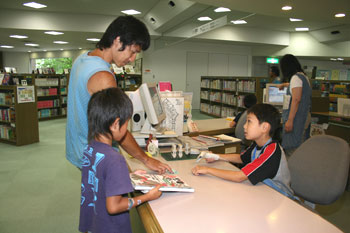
[
  {"x1": 60, "y1": 49, "x2": 64, "y2": 51},
  {"x1": 23, "y1": 2, "x2": 47, "y2": 9},
  {"x1": 335, "y1": 13, "x2": 346, "y2": 18},
  {"x1": 9, "y1": 35, "x2": 28, "y2": 39},
  {"x1": 25, "y1": 43, "x2": 39, "y2": 46},
  {"x1": 289, "y1": 18, "x2": 303, "y2": 22},
  {"x1": 53, "y1": 41, "x2": 69, "y2": 44},
  {"x1": 86, "y1": 38, "x2": 100, "y2": 42},
  {"x1": 79, "y1": 48, "x2": 82, "y2": 50},
  {"x1": 231, "y1": 20, "x2": 247, "y2": 24},
  {"x1": 282, "y1": 6, "x2": 292, "y2": 11},
  {"x1": 330, "y1": 58, "x2": 337, "y2": 61},
  {"x1": 28, "y1": 51, "x2": 31, "y2": 52},
  {"x1": 1, "y1": 45, "x2": 14, "y2": 48},
  {"x1": 43, "y1": 50, "x2": 47, "y2": 51},
  {"x1": 45, "y1": 31, "x2": 64, "y2": 35},
  {"x1": 295, "y1": 27, "x2": 309, "y2": 31},
  {"x1": 214, "y1": 7, "x2": 231, "y2": 13},
  {"x1": 197, "y1": 16, "x2": 212, "y2": 21},
  {"x1": 121, "y1": 9, "x2": 141, "y2": 15},
  {"x1": 337, "y1": 58, "x2": 344, "y2": 61}
]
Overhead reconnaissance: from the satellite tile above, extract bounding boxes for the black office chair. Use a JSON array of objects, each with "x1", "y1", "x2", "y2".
[{"x1": 288, "y1": 135, "x2": 350, "y2": 209}]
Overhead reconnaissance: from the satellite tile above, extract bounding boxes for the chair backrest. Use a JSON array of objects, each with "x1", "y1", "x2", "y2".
[
  {"x1": 235, "y1": 110, "x2": 247, "y2": 141},
  {"x1": 288, "y1": 135, "x2": 350, "y2": 205}
]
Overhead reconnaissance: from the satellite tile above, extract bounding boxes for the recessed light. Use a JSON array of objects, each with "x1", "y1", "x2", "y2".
[
  {"x1": 214, "y1": 7, "x2": 231, "y2": 13},
  {"x1": 23, "y1": 2, "x2": 47, "y2": 9},
  {"x1": 231, "y1": 20, "x2": 247, "y2": 24},
  {"x1": 289, "y1": 18, "x2": 303, "y2": 22},
  {"x1": 198, "y1": 17, "x2": 212, "y2": 21},
  {"x1": 78, "y1": 48, "x2": 82, "y2": 50},
  {"x1": 86, "y1": 38, "x2": 100, "y2": 42},
  {"x1": 43, "y1": 50, "x2": 47, "y2": 52},
  {"x1": 337, "y1": 58, "x2": 344, "y2": 61},
  {"x1": 60, "y1": 49, "x2": 64, "y2": 51},
  {"x1": 121, "y1": 9, "x2": 141, "y2": 15},
  {"x1": 282, "y1": 6, "x2": 292, "y2": 11},
  {"x1": 9, "y1": 35, "x2": 28, "y2": 39},
  {"x1": 335, "y1": 13, "x2": 346, "y2": 18},
  {"x1": 25, "y1": 43, "x2": 39, "y2": 46},
  {"x1": 1, "y1": 45, "x2": 14, "y2": 48},
  {"x1": 28, "y1": 51, "x2": 31, "y2": 52},
  {"x1": 295, "y1": 27, "x2": 309, "y2": 31},
  {"x1": 330, "y1": 58, "x2": 337, "y2": 61},
  {"x1": 45, "y1": 31, "x2": 64, "y2": 35},
  {"x1": 53, "y1": 41, "x2": 69, "y2": 44}
]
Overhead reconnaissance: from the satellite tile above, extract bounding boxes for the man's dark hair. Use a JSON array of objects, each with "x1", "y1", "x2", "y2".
[
  {"x1": 247, "y1": 104, "x2": 281, "y2": 139},
  {"x1": 280, "y1": 54, "x2": 304, "y2": 82},
  {"x1": 96, "y1": 15, "x2": 150, "y2": 51},
  {"x1": 243, "y1": 94, "x2": 257, "y2": 109},
  {"x1": 87, "y1": 87, "x2": 133, "y2": 142},
  {"x1": 270, "y1": 66, "x2": 280, "y2": 77}
]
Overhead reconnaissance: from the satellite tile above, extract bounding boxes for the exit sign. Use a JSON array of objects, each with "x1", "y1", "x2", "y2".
[{"x1": 266, "y1": 57, "x2": 279, "y2": 64}]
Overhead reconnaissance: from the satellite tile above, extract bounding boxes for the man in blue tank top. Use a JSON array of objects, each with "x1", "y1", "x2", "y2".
[{"x1": 66, "y1": 16, "x2": 171, "y2": 173}]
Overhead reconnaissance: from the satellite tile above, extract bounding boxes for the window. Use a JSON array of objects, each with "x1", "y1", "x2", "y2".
[{"x1": 35, "y1": 57, "x2": 72, "y2": 74}]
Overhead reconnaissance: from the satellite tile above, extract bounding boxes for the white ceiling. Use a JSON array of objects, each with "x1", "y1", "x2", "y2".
[{"x1": 0, "y1": 0, "x2": 349, "y2": 53}]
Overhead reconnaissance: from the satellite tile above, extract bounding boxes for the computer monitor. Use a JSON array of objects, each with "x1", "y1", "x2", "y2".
[
  {"x1": 139, "y1": 83, "x2": 166, "y2": 125},
  {"x1": 265, "y1": 83, "x2": 287, "y2": 105}
]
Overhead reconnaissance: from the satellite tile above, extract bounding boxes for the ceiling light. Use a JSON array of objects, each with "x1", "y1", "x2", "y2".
[
  {"x1": 198, "y1": 17, "x2": 212, "y2": 21},
  {"x1": 121, "y1": 9, "x2": 141, "y2": 15},
  {"x1": 330, "y1": 58, "x2": 337, "y2": 61},
  {"x1": 25, "y1": 43, "x2": 39, "y2": 46},
  {"x1": 231, "y1": 20, "x2": 247, "y2": 24},
  {"x1": 23, "y1": 2, "x2": 47, "y2": 9},
  {"x1": 214, "y1": 7, "x2": 231, "y2": 13},
  {"x1": 335, "y1": 13, "x2": 346, "y2": 18},
  {"x1": 78, "y1": 48, "x2": 82, "y2": 50},
  {"x1": 1, "y1": 45, "x2": 14, "y2": 48},
  {"x1": 53, "y1": 41, "x2": 69, "y2": 44},
  {"x1": 9, "y1": 35, "x2": 28, "y2": 39},
  {"x1": 60, "y1": 49, "x2": 64, "y2": 51},
  {"x1": 289, "y1": 18, "x2": 303, "y2": 22},
  {"x1": 86, "y1": 38, "x2": 100, "y2": 42},
  {"x1": 43, "y1": 50, "x2": 47, "y2": 51},
  {"x1": 295, "y1": 27, "x2": 309, "y2": 31},
  {"x1": 337, "y1": 58, "x2": 344, "y2": 61},
  {"x1": 28, "y1": 51, "x2": 31, "y2": 52},
  {"x1": 45, "y1": 31, "x2": 64, "y2": 35},
  {"x1": 282, "y1": 6, "x2": 292, "y2": 11}
]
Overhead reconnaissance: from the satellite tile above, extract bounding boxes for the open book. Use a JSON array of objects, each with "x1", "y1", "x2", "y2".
[{"x1": 130, "y1": 173, "x2": 194, "y2": 192}]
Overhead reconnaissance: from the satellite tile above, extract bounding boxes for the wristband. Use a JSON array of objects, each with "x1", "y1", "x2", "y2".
[
  {"x1": 137, "y1": 199, "x2": 142, "y2": 206},
  {"x1": 128, "y1": 198, "x2": 134, "y2": 210}
]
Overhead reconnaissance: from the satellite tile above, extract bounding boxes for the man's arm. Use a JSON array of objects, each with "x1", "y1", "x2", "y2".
[{"x1": 87, "y1": 71, "x2": 117, "y2": 94}]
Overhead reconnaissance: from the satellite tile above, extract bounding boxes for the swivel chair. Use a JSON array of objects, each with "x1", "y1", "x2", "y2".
[{"x1": 288, "y1": 135, "x2": 350, "y2": 209}]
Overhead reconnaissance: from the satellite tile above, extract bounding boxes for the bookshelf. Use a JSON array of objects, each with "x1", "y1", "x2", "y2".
[
  {"x1": 115, "y1": 74, "x2": 142, "y2": 91},
  {"x1": 9, "y1": 73, "x2": 35, "y2": 85},
  {"x1": 0, "y1": 85, "x2": 39, "y2": 146},
  {"x1": 34, "y1": 74, "x2": 69, "y2": 121},
  {"x1": 311, "y1": 79, "x2": 350, "y2": 113},
  {"x1": 200, "y1": 76, "x2": 270, "y2": 118}
]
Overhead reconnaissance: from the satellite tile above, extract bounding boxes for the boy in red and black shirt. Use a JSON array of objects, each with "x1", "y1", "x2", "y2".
[{"x1": 192, "y1": 104, "x2": 293, "y2": 198}]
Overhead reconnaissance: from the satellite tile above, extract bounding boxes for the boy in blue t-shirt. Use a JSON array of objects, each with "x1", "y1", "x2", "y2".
[
  {"x1": 79, "y1": 88, "x2": 162, "y2": 233},
  {"x1": 192, "y1": 104, "x2": 293, "y2": 198}
]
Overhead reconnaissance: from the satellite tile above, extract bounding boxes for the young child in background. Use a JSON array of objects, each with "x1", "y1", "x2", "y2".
[
  {"x1": 79, "y1": 87, "x2": 162, "y2": 233},
  {"x1": 230, "y1": 94, "x2": 257, "y2": 128},
  {"x1": 192, "y1": 104, "x2": 294, "y2": 199}
]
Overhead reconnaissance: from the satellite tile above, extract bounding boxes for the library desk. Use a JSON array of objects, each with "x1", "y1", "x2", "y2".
[
  {"x1": 185, "y1": 118, "x2": 234, "y2": 137},
  {"x1": 122, "y1": 152, "x2": 341, "y2": 233}
]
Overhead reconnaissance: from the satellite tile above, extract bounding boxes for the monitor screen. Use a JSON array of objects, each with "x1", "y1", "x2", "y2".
[
  {"x1": 148, "y1": 86, "x2": 164, "y2": 116},
  {"x1": 266, "y1": 84, "x2": 287, "y2": 105}
]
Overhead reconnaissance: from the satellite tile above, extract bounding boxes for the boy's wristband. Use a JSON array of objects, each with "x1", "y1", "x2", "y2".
[{"x1": 128, "y1": 198, "x2": 134, "y2": 210}]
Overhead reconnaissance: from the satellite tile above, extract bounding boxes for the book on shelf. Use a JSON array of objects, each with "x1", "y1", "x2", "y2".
[{"x1": 130, "y1": 173, "x2": 194, "y2": 192}]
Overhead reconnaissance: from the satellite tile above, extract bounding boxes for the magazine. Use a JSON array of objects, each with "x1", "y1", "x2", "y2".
[{"x1": 130, "y1": 173, "x2": 194, "y2": 192}]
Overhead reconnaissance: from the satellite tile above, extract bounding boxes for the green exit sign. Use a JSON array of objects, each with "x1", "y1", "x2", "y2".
[{"x1": 266, "y1": 57, "x2": 279, "y2": 64}]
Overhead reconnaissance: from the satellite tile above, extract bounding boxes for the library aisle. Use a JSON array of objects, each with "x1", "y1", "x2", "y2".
[{"x1": 0, "y1": 115, "x2": 349, "y2": 232}]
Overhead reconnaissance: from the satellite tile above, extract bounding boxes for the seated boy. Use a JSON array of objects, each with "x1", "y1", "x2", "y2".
[
  {"x1": 192, "y1": 103, "x2": 294, "y2": 198},
  {"x1": 230, "y1": 94, "x2": 257, "y2": 128},
  {"x1": 79, "y1": 87, "x2": 162, "y2": 233}
]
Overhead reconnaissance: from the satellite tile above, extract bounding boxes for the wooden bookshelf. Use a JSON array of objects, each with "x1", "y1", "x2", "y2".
[
  {"x1": 34, "y1": 74, "x2": 69, "y2": 121},
  {"x1": 0, "y1": 85, "x2": 39, "y2": 146},
  {"x1": 200, "y1": 76, "x2": 270, "y2": 118},
  {"x1": 115, "y1": 74, "x2": 142, "y2": 91}
]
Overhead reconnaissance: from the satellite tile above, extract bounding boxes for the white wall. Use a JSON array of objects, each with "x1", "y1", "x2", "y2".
[{"x1": 3, "y1": 52, "x2": 30, "y2": 73}]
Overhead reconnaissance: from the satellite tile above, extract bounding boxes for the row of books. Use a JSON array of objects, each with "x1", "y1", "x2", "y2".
[
  {"x1": 61, "y1": 96, "x2": 67, "y2": 104},
  {"x1": 61, "y1": 87, "x2": 67, "y2": 95},
  {"x1": 0, "y1": 93, "x2": 13, "y2": 105},
  {"x1": 0, "y1": 125, "x2": 15, "y2": 140},
  {"x1": 201, "y1": 79, "x2": 256, "y2": 93},
  {"x1": 237, "y1": 80, "x2": 255, "y2": 92},
  {"x1": 35, "y1": 78, "x2": 59, "y2": 86},
  {"x1": 0, "y1": 108, "x2": 15, "y2": 122},
  {"x1": 38, "y1": 108, "x2": 59, "y2": 118},
  {"x1": 200, "y1": 103, "x2": 221, "y2": 116},
  {"x1": 316, "y1": 69, "x2": 350, "y2": 81},
  {"x1": 37, "y1": 99, "x2": 60, "y2": 109},
  {"x1": 221, "y1": 106, "x2": 236, "y2": 117},
  {"x1": 37, "y1": 88, "x2": 58, "y2": 97}
]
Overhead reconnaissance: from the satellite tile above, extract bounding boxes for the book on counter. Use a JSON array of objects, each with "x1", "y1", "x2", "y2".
[{"x1": 130, "y1": 173, "x2": 194, "y2": 193}]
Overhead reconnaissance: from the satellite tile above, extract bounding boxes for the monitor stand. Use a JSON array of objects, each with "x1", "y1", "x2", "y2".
[{"x1": 140, "y1": 119, "x2": 167, "y2": 135}]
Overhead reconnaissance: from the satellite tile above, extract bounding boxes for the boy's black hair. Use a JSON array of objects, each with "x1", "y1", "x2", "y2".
[
  {"x1": 96, "y1": 15, "x2": 150, "y2": 51},
  {"x1": 87, "y1": 87, "x2": 133, "y2": 143},
  {"x1": 247, "y1": 103, "x2": 281, "y2": 139},
  {"x1": 280, "y1": 54, "x2": 304, "y2": 82},
  {"x1": 243, "y1": 94, "x2": 257, "y2": 109},
  {"x1": 270, "y1": 66, "x2": 280, "y2": 77}
]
